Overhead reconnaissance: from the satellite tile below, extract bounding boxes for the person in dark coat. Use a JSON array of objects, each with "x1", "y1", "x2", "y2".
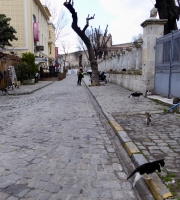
[{"x1": 77, "y1": 67, "x2": 84, "y2": 85}]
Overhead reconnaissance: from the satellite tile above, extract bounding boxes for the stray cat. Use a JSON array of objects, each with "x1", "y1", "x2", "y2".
[
  {"x1": 145, "y1": 90, "x2": 152, "y2": 97},
  {"x1": 0, "y1": 88, "x2": 9, "y2": 95},
  {"x1": 145, "y1": 112, "x2": 152, "y2": 126},
  {"x1": 127, "y1": 159, "x2": 165, "y2": 188},
  {"x1": 128, "y1": 92, "x2": 143, "y2": 99},
  {"x1": 173, "y1": 98, "x2": 180, "y2": 104},
  {"x1": 13, "y1": 82, "x2": 20, "y2": 89}
]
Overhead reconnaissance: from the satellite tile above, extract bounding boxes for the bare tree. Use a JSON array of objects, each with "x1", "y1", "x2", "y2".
[
  {"x1": 55, "y1": 10, "x2": 70, "y2": 43},
  {"x1": 76, "y1": 36, "x2": 89, "y2": 61},
  {"x1": 41, "y1": 0, "x2": 70, "y2": 43},
  {"x1": 132, "y1": 34, "x2": 143, "y2": 43},
  {"x1": 60, "y1": 41, "x2": 71, "y2": 68},
  {"x1": 77, "y1": 26, "x2": 111, "y2": 60},
  {"x1": 63, "y1": 0, "x2": 100, "y2": 85},
  {"x1": 89, "y1": 25, "x2": 111, "y2": 59}
]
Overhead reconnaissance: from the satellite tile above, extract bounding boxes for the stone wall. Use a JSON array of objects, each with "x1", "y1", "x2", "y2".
[
  {"x1": 106, "y1": 72, "x2": 143, "y2": 92},
  {"x1": 98, "y1": 18, "x2": 167, "y2": 94},
  {"x1": 98, "y1": 45, "x2": 144, "y2": 92},
  {"x1": 98, "y1": 46, "x2": 143, "y2": 72}
]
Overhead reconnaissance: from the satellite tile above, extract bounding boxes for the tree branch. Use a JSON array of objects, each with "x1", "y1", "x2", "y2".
[
  {"x1": 63, "y1": 1, "x2": 94, "y2": 61},
  {"x1": 82, "y1": 14, "x2": 95, "y2": 32}
]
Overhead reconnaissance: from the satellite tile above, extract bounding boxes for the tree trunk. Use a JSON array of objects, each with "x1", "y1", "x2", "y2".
[
  {"x1": 79, "y1": 54, "x2": 82, "y2": 67},
  {"x1": 63, "y1": 1, "x2": 100, "y2": 85}
]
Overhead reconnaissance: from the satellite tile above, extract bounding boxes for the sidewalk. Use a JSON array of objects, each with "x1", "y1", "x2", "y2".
[
  {"x1": 83, "y1": 75, "x2": 180, "y2": 200},
  {"x1": 3, "y1": 81, "x2": 56, "y2": 96}
]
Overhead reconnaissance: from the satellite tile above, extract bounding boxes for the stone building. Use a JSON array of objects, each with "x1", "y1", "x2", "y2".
[{"x1": 60, "y1": 50, "x2": 89, "y2": 69}]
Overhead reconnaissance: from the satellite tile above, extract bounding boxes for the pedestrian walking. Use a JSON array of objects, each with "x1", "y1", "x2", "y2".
[{"x1": 77, "y1": 67, "x2": 84, "y2": 85}]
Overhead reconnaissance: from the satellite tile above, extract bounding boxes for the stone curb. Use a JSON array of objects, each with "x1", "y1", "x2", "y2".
[
  {"x1": 82, "y1": 80, "x2": 173, "y2": 200},
  {"x1": 105, "y1": 114, "x2": 173, "y2": 200}
]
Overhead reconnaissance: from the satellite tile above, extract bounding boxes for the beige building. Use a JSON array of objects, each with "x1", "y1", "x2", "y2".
[
  {"x1": 0, "y1": 0, "x2": 56, "y2": 70},
  {"x1": 61, "y1": 50, "x2": 89, "y2": 68}
]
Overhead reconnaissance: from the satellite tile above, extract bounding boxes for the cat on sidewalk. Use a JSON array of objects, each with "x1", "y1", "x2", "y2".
[
  {"x1": 145, "y1": 112, "x2": 152, "y2": 126},
  {"x1": 128, "y1": 92, "x2": 143, "y2": 99}
]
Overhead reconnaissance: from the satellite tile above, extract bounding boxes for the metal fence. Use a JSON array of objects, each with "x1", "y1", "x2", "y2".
[{"x1": 154, "y1": 29, "x2": 180, "y2": 98}]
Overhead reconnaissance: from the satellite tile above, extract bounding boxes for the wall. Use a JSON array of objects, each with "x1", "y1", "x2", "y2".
[
  {"x1": 48, "y1": 23, "x2": 55, "y2": 60},
  {"x1": 98, "y1": 45, "x2": 144, "y2": 92},
  {"x1": 107, "y1": 73, "x2": 143, "y2": 92},
  {"x1": 0, "y1": 0, "x2": 55, "y2": 63},
  {"x1": 0, "y1": 0, "x2": 27, "y2": 50},
  {"x1": 98, "y1": 18, "x2": 167, "y2": 94}
]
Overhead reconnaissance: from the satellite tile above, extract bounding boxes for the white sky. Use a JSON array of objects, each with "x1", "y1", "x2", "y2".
[{"x1": 40, "y1": 0, "x2": 180, "y2": 53}]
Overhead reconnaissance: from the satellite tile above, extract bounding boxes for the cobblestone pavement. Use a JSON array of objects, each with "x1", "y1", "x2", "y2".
[
  {"x1": 0, "y1": 76, "x2": 140, "y2": 200},
  {"x1": 83, "y1": 75, "x2": 180, "y2": 198}
]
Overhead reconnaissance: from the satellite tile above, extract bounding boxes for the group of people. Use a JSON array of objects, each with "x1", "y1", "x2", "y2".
[{"x1": 77, "y1": 67, "x2": 84, "y2": 85}]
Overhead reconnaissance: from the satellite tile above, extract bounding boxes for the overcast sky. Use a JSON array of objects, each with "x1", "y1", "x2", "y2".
[{"x1": 40, "y1": 0, "x2": 180, "y2": 53}]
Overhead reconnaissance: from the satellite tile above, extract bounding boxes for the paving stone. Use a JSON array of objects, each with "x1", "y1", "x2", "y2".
[
  {"x1": 148, "y1": 146, "x2": 160, "y2": 150},
  {"x1": 122, "y1": 181, "x2": 133, "y2": 189},
  {"x1": 116, "y1": 172, "x2": 127, "y2": 180},
  {"x1": 39, "y1": 192, "x2": 51, "y2": 200},
  {"x1": 112, "y1": 163, "x2": 123, "y2": 172},
  {"x1": 91, "y1": 189, "x2": 99, "y2": 198},
  {"x1": 0, "y1": 181, "x2": 13, "y2": 189},
  {"x1": 16, "y1": 189, "x2": 30, "y2": 198},
  {"x1": 7, "y1": 197, "x2": 19, "y2": 200},
  {"x1": 99, "y1": 189, "x2": 112, "y2": 199},
  {"x1": 45, "y1": 183, "x2": 61, "y2": 193},
  {"x1": 7, "y1": 174, "x2": 21, "y2": 182},
  {"x1": 106, "y1": 147, "x2": 115, "y2": 153},
  {"x1": 38, "y1": 174, "x2": 51, "y2": 182},
  {"x1": 158, "y1": 143, "x2": 168, "y2": 146}
]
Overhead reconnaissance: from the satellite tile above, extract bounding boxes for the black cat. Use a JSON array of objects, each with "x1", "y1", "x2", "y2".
[
  {"x1": 0, "y1": 88, "x2": 9, "y2": 95},
  {"x1": 128, "y1": 92, "x2": 143, "y2": 98},
  {"x1": 127, "y1": 159, "x2": 165, "y2": 187}
]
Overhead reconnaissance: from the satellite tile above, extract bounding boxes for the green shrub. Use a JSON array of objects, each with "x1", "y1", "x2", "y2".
[{"x1": 14, "y1": 52, "x2": 39, "y2": 82}]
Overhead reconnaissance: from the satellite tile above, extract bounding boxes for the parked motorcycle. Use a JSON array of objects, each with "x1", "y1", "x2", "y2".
[{"x1": 89, "y1": 71, "x2": 107, "y2": 84}]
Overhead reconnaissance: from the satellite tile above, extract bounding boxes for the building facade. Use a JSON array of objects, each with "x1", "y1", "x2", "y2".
[{"x1": 0, "y1": 0, "x2": 56, "y2": 70}]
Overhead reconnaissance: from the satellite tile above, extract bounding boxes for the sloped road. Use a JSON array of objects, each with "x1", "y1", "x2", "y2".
[{"x1": 0, "y1": 75, "x2": 140, "y2": 200}]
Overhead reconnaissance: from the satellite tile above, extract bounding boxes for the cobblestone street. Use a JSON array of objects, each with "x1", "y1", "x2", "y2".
[
  {"x1": 0, "y1": 76, "x2": 140, "y2": 200},
  {"x1": 83, "y1": 75, "x2": 180, "y2": 199}
]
